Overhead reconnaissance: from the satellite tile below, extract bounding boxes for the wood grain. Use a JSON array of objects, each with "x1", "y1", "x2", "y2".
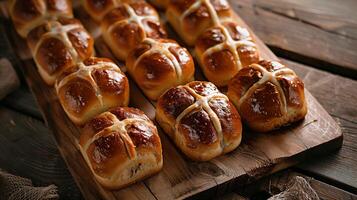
[
  {"x1": 280, "y1": 58, "x2": 357, "y2": 192},
  {"x1": 1, "y1": 4, "x2": 344, "y2": 200},
  {"x1": 230, "y1": 0, "x2": 357, "y2": 79}
]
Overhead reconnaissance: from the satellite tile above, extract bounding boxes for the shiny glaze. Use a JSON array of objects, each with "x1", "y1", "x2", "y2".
[
  {"x1": 101, "y1": 1, "x2": 166, "y2": 58},
  {"x1": 195, "y1": 19, "x2": 259, "y2": 86},
  {"x1": 126, "y1": 38, "x2": 195, "y2": 100},
  {"x1": 228, "y1": 67, "x2": 263, "y2": 98},
  {"x1": 229, "y1": 60, "x2": 306, "y2": 123},
  {"x1": 110, "y1": 107, "x2": 150, "y2": 121},
  {"x1": 196, "y1": 27, "x2": 225, "y2": 50},
  {"x1": 260, "y1": 60, "x2": 285, "y2": 72},
  {"x1": 188, "y1": 81, "x2": 219, "y2": 96},
  {"x1": 209, "y1": 98, "x2": 240, "y2": 135},
  {"x1": 172, "y1": 0, "x2": 230, "y2": 20},
  {"x1": 168, "y1": 0, "x2": 231, "y2": 41},
  {"x1": 89, "y1": 114, "x2": 115, "y2": 133},
  {"x1": 56, "y1": 57, "x2": 129, "y2": 118},
  {"x1": 93, "y1": 133, "x2": 122, "y2": 163},
  {"x1": 27, "y1": 18, "x2": 94, "y2": 76},
  {"x1": 160, "y1": 87, "x2": 195, "y2": 118},
  {"x1": 197, "y1": 21, "x2": 259, "y2": 69},
  {"x1": 204, "y1": 50, "x2": 237, "y2": 74},
  {"x1": 179, "y1": 109, "x2": 218, "y2": 148},
  {"x1": 129, "y1": 39, "x2": 192, "y2": 82},
  {"x1": 278, "y1": 75, "x2": 305, "y2": 108},
  {"x1": 92, "y1": 68, "x2": 127, "y2": 95},
  {"x1": 36, "y1": 37, "x2": 73, "y2": 74},
  {"x1": 11, "y1": 0, "x2": 71, "y2": 19},
  {"x1": 67, "y1": 28, "x2": 93, "y2": 58},
  {"x1": 169, "y1": 46, "x2": 194, "y2": 69},
  {"x1": 158, "y1": 81, "x2": 240, "y2": 149},
  {"x1": 240, "y1": 82, "x2": 283, "y2": 121},
  {"x1": 81, "y1": 107, "x2": 160, "y2": 174},
  {"x1": 126, "y1": 122, "x2": 155, "y2": 147},
  {"x1": 12, "y1": 0, "x2": 42, "y2": 21},
  {"x1": 137, "y1": 52, "x2": 177, "y2": 82},
  {"x1": 9, "y1": 0, "x2": 73, "y2": 37},
  {"x1": 87, "y1": 131, "x2": 129, "y2": 175},
  {"x1": 63, "y1": 78, "x2": 97, "y2": 114}
]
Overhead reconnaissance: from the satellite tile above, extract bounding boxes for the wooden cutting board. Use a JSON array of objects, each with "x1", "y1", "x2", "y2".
[{"x1": 1, "y1": 2, "x2": 343, "y2": 200}]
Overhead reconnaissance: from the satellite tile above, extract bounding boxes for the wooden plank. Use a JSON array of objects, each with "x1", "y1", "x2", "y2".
[
  {"x1": 0, "y1": 106, "x2": 82, "y2": 200},
  {"x1": 236, "y1": 170, "x2": 357, "y2": 200},
  {"x1": 2, "y1": 4, "x2": 344, "y2": 200},
  {"x1": 279, "y1": 58, "x2": 357, "y2": 192},
  {"x1": 230, "y1": 0, "x2": 357, "y2": 78},
  {"x1": 2, "y1": 57, "x2": 354, "y2": 199},
  {"x1": 242, "y1": 0, "x2": 357, "y2": 39},
  {"x1": 82, "y1": 13, "x2": 344, "y2": 199},
  {"x1": 20, "y1": 58, "x2": 157, "y2": 200}
]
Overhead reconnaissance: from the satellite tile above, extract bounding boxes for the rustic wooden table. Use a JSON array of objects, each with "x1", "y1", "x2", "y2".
[{"x1": 0, "y1": 0, "x2": 356, "y2": 199}]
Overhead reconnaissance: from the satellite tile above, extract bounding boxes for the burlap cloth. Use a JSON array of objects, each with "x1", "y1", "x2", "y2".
[
  {"x1": 0, "y1": 170, "x2": 59, "y2": 200},
  {"x1": 268, "y1": 176, "x2": 319, "y2": 200}
]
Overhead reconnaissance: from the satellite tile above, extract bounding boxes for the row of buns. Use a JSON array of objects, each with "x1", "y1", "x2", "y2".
[
  {"x1": 8, "y1": 0, "x2": 163, "y2": 189},
  {"x1": 8, "y1": 0, "x2": 307, "y2": 190}
]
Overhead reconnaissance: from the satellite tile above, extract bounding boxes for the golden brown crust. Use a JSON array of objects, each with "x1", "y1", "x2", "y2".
[
  {"x1": 227, "y1": 60, "x2": 308, "y2": 132},
  {"x1": 166, "y1": 0, "x2": 233, "y2": 45},
  {"x1": 179, "y1": 109, "x2": 218, "y2": 148},
  {"x1": 126, "y1": 38, "x2": 195, "y2": 100},
  {"x1": 79, "y1": 107, "x2": 163, "y2": 189},
  {"x1": 156, "y1": 81, "x2": 242, "y2": 161},
  {"x1": 9, "y1": 0, "x2": 73, "y2": 37},
  {"x1": 27, "y1": 18, "x2": 94, "y2": 85},
  {"x1": 55, "y1": 57, "x2": 130, "y2": 125},
  {"x1": 101, "y1": 1, "x2": 167, "y2": 60},
  {"x1": 195, "y1": 21, "x2": 259, "y2": 86}
]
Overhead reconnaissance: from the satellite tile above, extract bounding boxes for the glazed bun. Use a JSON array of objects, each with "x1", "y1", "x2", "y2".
[
  {"x1": 195, "y1": 21, "x2": 259, "y2": 86},
  {"x1": 101, "y1": 0, "x2": 167, "y2": 60},
  {"x1": 227, "y1": 60, "x2": 307, "y2": 132},
  {"x1": 80, "y1": 107, "x2": 162, "y2": 189},
  {"x1": 156, "y1": 81, "x2": 242, "y2": 161},
  {"x1": 126, "y1": 38, "x2": 195, "y2": 100},
  {"x1": 27, "y1": 18, "x2": 94, "y2": 85},
  {"x1": 166, "y1": 0, "x2": 233, "y2": 46},
  {"x1": 8, "y1": 0, "x2": 73, "y2": 37},
  {"x1": 55, "y1": 57, "x2": 130, "y2": 125}
]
